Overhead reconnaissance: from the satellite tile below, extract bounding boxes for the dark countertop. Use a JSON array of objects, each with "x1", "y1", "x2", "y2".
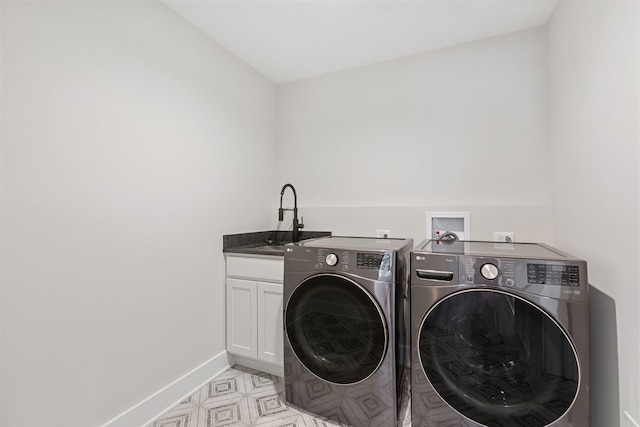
[{"x1": 223, "y1": 230, "x2": 332, "y2": 256}]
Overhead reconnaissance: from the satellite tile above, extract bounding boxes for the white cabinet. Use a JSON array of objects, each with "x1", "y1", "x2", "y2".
[
  {"x1": 257, "y1": 282, "x2": 283, "y2": 364},
  {"x1": 226, "y1": 278, "x2": 258, "y2": 358},
  {"x1": 225, "y1": 254, "x2": 284, "y2": 373}
]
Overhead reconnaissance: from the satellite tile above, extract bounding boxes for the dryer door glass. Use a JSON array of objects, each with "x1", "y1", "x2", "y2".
[
  {"x1": 285, "y1": 274, "x2": 387, "y2": 385},
  {"x1": 419, "y1": 289, "x2": 579, "y2": 425}
]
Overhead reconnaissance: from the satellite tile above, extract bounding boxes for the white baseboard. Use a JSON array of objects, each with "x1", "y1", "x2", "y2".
[
  {"x1": 625, "y1": 411, "x2": 640, "y2": 427},
  {"x1": 100, "y1": 351, "x2": 231, "y2": 427}
]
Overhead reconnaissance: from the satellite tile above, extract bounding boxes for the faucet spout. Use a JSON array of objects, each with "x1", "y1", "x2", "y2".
[{"x1": 279, "y1": 183, "x2": 304, "y2": 242}]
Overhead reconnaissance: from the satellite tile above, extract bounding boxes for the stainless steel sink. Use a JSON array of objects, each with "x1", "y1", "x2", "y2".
[
  {"x1": 223, "y1": 230, "x2": 331, "y2": 256},
  {"x1": 251, "y1": 244, "x2": 289, "y2": 254}
]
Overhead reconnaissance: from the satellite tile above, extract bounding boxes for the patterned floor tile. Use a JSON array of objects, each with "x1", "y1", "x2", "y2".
[
  {"x1": 254, "y1": 393, "x2": 289, "y2": 418},
  {"x1": 206, "y1": 400, "x2": 251, "y2": 427},
  {"x1": 152, "y1": 412, "x2": 193, "y2": 427},
  {"x1": 147, "y1": 365, "x2": 411, "y2": 427},
  {"x1": 298, "y1": 412, "x2": 347, "y2": 427},
  {"x1": 252, "y1": 413, "x2": 303, "y2": 427},
  {"x1": 204, "y1": 376, "x2": 247, "y2": 404}
]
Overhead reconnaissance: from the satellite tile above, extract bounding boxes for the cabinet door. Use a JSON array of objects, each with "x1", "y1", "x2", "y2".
[
  {"x1": 257, "y1": 281, "x2": 284, "y2": 366},
  {"x1": 226, "y1": 278, "x2": 257, "y2": 358}
]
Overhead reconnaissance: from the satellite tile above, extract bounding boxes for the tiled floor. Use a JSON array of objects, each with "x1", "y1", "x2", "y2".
[{"x1": 147, "y1": 365, "x2": 411, "y2": 427}]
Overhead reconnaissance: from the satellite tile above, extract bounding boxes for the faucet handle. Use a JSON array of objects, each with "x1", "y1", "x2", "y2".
[{"x1": 299, "y1": 216, "x2": 305, "y2": 229}]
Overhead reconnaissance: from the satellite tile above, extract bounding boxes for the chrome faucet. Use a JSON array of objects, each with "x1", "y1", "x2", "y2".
[{"x1": 279, "y1": 183, "x2": 304, "y2": 242}]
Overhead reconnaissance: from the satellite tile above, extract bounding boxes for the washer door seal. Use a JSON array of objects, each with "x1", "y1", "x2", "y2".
[
  {"x1": 419, "y1": 289, "x2": 580, "y2": 425},
  {"x1": 286, "y1": 273, "x2": 388, "y2": 385}
]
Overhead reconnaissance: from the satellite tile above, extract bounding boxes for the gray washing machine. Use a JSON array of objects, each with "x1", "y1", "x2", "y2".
[
  {"x1": 284, "y1": 236, "x2": 413, "y2": 427},
  {"x1": 411, "y1": 240, "x2": 590, "y2": 427}
]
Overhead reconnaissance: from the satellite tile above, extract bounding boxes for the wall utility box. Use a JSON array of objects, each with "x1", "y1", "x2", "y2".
[{"x1": 426, "y1": 211, "x2": 470, "y2": 240}]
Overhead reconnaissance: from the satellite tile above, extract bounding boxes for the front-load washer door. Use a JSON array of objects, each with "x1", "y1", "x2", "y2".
[
  {"x1": 285, "y1": 273, "x2": 387, "y2": 385},
  {"x1": 419, "y1": 289, "x2": 579, "y2": 426}
]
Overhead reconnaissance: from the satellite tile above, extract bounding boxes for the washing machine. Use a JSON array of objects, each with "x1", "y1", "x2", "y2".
[
  {"x1": 411, "y1": 240, "x2": 590, "y2": 427},
  {"x1": 283, "y1": 236, "x2": 413, "y2": 427}
]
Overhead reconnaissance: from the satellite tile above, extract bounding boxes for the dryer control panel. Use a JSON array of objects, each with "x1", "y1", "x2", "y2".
[
  {"x1": 357, "y1": 252, "x2": 391, "y2": 270},
  {"x1": 295, "y1": 246, "x2": 397, "y2": 282}
]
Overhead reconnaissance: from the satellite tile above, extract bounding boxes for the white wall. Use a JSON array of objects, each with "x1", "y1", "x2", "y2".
[
  {"x1": 276, "y1": 27, "x2": 553, "y2": 243},
  {"x1": 285, "y1": 205, "x2": 553, "y2": 246},
  {"x1": 0, "y1": 2, "x2": 276, "y2": 426},
  {"x1": 547, "y1": 0, "x2": 639, "y2": 425},
  {"x1": 0, "y1": 0, "x2": 4, "y2": 414}
]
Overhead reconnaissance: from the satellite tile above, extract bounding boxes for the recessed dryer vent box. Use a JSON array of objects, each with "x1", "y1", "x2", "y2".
[{"x1": 426, "y1": 212, "x2": 470, "y2": 241}]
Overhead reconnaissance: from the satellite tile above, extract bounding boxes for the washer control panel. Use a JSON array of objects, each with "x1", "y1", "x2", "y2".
[
  {"x1": 461, "y1": 255, "x2": 587, "y2": 301},
  {"x1": 526, "y1": 263, "x2": 580, "y2": 286},
  {"x1": 412, "y1": 252, "x2": 588, "y2": 301},
  {"x1": 463, "y1": 256, "x2": 583, "y2": 288}
]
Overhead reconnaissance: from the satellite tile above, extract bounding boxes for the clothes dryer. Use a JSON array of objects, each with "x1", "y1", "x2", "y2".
[
  {"x1": 284, "y1": 236, "x2": 412, "y2": 427},
  {"x1": 411, "y1": 240, "x2": 590, "y2": 427}
]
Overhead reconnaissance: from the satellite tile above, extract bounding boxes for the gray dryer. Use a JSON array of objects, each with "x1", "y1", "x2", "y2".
[{"x1": 284, "y1": 236, "x2": 412, "y2": 427}]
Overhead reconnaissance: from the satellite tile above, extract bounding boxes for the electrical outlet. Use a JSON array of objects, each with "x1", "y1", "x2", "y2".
[
  {"x1": 494, "y1": 232, "x2": 515, "y2": 243},
  {"x1": 376, "y1": 229, "x2": 391, "y2": 238}
]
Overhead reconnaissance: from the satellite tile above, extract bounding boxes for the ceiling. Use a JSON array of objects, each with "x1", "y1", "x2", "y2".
[{"x1": 163, "y1": 0, "x2": 558, "y2": 84}]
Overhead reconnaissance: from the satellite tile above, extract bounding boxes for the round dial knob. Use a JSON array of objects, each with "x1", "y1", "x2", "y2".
[
  {"x1": 325, "y1": 253, "x2": 338, "y2": 266},
  {"x1": 480, "y1": 263, "x2": 499, "y2": 280}
]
